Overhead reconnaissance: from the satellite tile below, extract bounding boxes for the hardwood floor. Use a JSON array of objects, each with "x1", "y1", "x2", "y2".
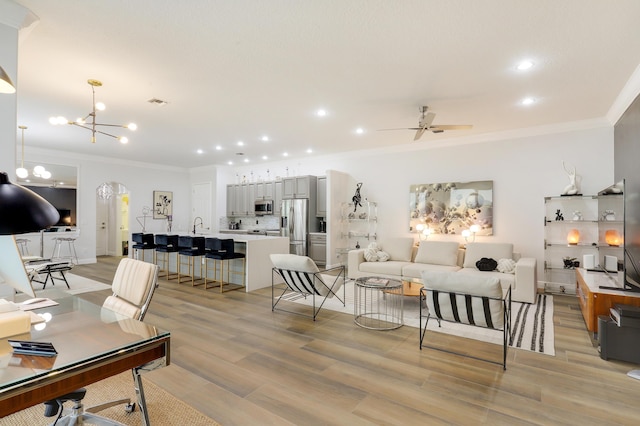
[{"x1": 72, "y1": 257, "x2": 640, "y2": 425}]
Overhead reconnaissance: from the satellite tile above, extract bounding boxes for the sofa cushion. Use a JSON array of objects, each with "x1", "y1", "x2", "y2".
[
  {"x1": 382, "y1": 238, "x2": 414, "y2": 262},
  {"x1": 463, "y1": 243, "x2": 513, "y2": 268},
  {"x1": 414, "y1": 241, "x2": 460, "y2": 266},
  {"x1": 270, "y1": 254, "x2": 319, "y2": 273},
  {"x1": 421, "y1": 271, "x2": 504, "y2": 328},
  {"x1": 457, "y1": 268, "x2": 516, "y2": 293},
  {"x1": 359, "y1": 260, "x2": 408, "y2": 276},
  {"x1": 402, "y1": 263, "x2": 461, "y2": 279}
]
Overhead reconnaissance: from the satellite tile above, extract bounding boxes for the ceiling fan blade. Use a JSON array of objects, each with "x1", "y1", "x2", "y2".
[
  {"x1": 423, "y1": 112, "x2": 436, "y2": 128},
  {"x1": 429, "y1": 124, "x2": 473, "y2": 131},
  {"x1": 376, "y1": 128, "x2": 413, "y2": 131},
  {"x1": 414, "y1": 127, "x2": 427, "y2": 141}
]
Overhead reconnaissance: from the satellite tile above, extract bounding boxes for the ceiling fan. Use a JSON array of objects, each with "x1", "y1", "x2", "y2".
[{"x1": 381, "y1": 106, "x2": 473, "y2": 141}]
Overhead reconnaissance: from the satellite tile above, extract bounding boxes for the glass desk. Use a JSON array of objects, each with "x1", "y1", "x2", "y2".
[{"x1": 0, "y1": 294, "x2": 170, "y2": 423}]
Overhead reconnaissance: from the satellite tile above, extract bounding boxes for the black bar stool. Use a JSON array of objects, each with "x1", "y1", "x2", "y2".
[
  {"x1": 132, "y1": 233, "x2": 156, "y2": 263},
  {"x1": 205, "y1": 238, "x2": 245, "y2": 292},
  {"x1": 177, "y1": 236, "x2": 206, "y2": 286},
  {"x1": 155, "y1": 234, "x2": 179, "y2": 279}
]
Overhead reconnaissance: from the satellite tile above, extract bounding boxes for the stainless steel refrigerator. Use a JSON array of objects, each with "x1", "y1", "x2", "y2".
[{"x1": 281, "y1": 199, "x2": 309, "y2": 256}]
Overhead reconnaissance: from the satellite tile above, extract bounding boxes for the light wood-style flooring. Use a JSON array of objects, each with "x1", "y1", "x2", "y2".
[{"x1": 71, "y1": 257, "x2": 640, "y2": 425}]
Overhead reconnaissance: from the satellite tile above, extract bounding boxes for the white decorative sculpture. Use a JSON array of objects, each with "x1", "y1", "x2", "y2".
[{"x1": 561, "y1": 161, "x2": 579, "y2": 195}]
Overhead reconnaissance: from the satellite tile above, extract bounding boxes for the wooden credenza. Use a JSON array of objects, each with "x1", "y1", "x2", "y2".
[{"x1": 576, "y1": 268, "x2": 640, "y2": 334}]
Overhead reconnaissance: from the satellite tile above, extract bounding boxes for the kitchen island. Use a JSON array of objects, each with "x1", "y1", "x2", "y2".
[{"x1": 137, "y1": 232, "x2": 288, "y2": 292}]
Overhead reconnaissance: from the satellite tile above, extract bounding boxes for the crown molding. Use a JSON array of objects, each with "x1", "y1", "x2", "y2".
[
  {"x1": 0, "y1": 1, "x2": 38, "y2": 32},
  {"x1": 606, "y1": 63, "x2": 640, "y2": 126}
]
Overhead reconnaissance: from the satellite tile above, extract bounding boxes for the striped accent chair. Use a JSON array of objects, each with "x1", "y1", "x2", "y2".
[
  {"x1": 419, "y1": 271, "x2": 512, "y2": 369},
  {"x1": 270, "y1": 254, "x2": 346, "y2": 321}
]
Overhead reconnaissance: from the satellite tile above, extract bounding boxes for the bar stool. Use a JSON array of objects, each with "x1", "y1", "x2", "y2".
[
  {"x1": 15, "y1": 238, "x2": 31, "y2": 256},
  {"x1": 132, "y1": 233, "x2": 156, "y2": 263},
  {"x1": 155, "y1": 234, "x2": 179, "y2": 280},
  {"x1": 205, "y1": 238, "x2": 245, "y2": 292},
  {"x1": 204, "y1": 238, "x2": 222, "y2": 290},
  {"x1": 51, "y1": 234, "x2": 79, "y2": 265},
  {"x1": 177, "y1": 236, "x2": 206, "y2": 286}
]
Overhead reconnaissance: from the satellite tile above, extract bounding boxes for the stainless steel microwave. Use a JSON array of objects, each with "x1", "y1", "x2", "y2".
[{"x1": 255, "y1": 199, "x2": 274, "y2": 215}]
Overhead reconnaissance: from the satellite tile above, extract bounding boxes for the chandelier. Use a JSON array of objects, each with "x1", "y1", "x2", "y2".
[
  {"x1": 15, "y1": 125, "x2": 51, "y2": 180},
  {"x1": 50, "y1": 79, "x2": 137, "y2": 144}
]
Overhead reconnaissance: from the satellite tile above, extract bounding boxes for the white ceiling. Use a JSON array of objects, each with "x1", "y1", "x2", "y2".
[{"x1": 12, "y1": 0, "x2": 640, "y2": 169}]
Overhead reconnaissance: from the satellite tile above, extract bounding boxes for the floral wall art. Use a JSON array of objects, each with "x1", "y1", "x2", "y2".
[
  {"x1": 153, "y1": 190, "x2": 173, "y2": 219},
  {"x1": 409, "y1": 180, "x2": 493, "y2": 235}
]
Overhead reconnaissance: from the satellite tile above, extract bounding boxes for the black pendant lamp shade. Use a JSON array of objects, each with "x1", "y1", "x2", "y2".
[{"x1": 0, "y1": 172, "x2": 59, "y2": 235}]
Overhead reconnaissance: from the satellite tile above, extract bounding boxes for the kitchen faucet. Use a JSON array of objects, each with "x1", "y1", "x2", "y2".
[{"x1": 193, "y1": 216, "x2": 203, "y2": 234}]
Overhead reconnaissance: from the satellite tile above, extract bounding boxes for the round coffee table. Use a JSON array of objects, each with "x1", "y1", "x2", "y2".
[{"x1": 354, "y1": 276, "x2": 403, "y2": 330}]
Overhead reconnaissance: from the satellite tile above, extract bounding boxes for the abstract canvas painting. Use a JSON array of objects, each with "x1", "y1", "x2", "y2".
[{"x1": 409, "y1": 180, "x2": 493, "y2": 235}]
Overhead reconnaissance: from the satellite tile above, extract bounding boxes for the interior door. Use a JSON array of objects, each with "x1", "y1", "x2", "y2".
[
  {"x1": 96, "y1": 198, "x2": 108, "y2": 256},
  {"x1": 192, "y1": 182, "x2": 212, "y2": 233}
]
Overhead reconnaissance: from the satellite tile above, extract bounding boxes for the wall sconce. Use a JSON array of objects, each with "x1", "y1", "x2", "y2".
[
  {"x1": 416, "y1": 224, "x2": 431, "y2": 241},
  {"x1": 605, "y1": 230, "x2": 622, "y2": 247},
  {"x1": 462, "y1": 224, "x2": 480, "y2": 243},
  {"x1": 567, "y1": 229, "x2": 580, "y2": 245}
]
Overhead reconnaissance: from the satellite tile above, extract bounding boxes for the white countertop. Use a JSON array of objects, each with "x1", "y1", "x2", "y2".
[{"x1": 173, "y1": 232, "x2": 287, "y2": 242}]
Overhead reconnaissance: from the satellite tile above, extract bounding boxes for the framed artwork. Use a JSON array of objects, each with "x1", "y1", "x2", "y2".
[
  {"x1": 409, "y1": 180, "x2": 493, "y2": 235},
  {"x1": 153, "y1": 190, "x2": 173, "y2": 219}
]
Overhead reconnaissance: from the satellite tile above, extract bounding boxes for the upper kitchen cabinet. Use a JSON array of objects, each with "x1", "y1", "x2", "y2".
[
  {"x1": 283, "y1": 176, "x2": 317, "y2": 199},
  {"x1": 255, "y1": 181, "x2": 274, "y2": 200}
]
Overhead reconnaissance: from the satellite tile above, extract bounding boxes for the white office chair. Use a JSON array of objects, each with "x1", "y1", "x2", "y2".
[{"x1": 43, "y1": 258, "x2": 160, "y2": 426}]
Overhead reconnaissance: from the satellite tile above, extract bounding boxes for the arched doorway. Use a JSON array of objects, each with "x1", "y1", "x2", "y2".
[{"x1": 96, "y1": 182, "x2": 129, "y2": 257}]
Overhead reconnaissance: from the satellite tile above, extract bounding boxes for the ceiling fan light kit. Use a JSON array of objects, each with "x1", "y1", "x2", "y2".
[{"x1": 50, "y1": 79, "x2": 136, "y2": 144}]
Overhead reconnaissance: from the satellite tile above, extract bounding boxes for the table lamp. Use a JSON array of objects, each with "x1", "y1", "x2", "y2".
[{"x1": 0, "y1": 171, "x2": 59, "y2": 298}]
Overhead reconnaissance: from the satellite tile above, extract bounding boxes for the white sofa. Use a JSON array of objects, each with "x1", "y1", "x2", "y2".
[{"x1": 347, "y1": 238, "x2": 537, "y2": 304}]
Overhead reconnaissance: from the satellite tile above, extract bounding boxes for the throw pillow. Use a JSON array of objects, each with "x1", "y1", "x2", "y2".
[
  {"x1": 364, "y1": 247, "x2": 378, "y2": 262},
  {"x1": 497, "y1": 258, "x2": 516, "y2": 274},
  {"x1": 377, "y1": 251, "x2": 390, "y2": 262},
  {"x1": 476, "y1": 257, "x2": 497, "y2": 271}
]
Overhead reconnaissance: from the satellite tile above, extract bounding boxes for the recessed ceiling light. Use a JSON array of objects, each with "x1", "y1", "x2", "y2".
[
  {"x1": 521, "y1": 97, "x2": 536, "y2": 106},
  {"x1": 196, "y1": 149, "x2": 204, "y2": 154},
  {"x1": 244, "y1": 158, "x2": 249, "y2": 163},
  {"x1": 355, "y1": 127, "x2": 364, "y2": 134},
  {"x1": 283, "y1": 152, "x2": 289, "y2": 157},
  {"x1": 215, "y1": 145, "x2": 222, "y2": 151},
  {"x1": 227, "y1": 161, "x2": 233, "y2": 165},
  {"x1": 262, "y1": 155, "x2": 268, "y2": 160},
  {"x1": 516, "y1": 60, "x2": 534, "y2": 71},
  {"x1": 306, "y1": 148, "x2": 313, "y2": 154},
  {"x1": 237, "y1": 141, "x2": 244, "y2": 146},
  {"x1": 261, "y1": 135, "x2": 269, "y2": 142},
  {"x1": 316, "y1": 109, "x2": 327, "y2": 117}
]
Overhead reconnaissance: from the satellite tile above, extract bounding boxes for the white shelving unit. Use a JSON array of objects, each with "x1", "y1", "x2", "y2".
[
  {"x1": 543, "y1": 194, "x2": 623, "y2": 294},
  {"x1": 336, "y1": 201, "x2": 377, "y2": 263}
]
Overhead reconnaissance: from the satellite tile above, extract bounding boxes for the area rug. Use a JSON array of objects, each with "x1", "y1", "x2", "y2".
[
  {"x1": 277, "y1": 281, "x2": 555, "y2": 356},
  {"x1": 32, "y1": 272, "x2": 112, "y2": 295},
  {"x1": 2, "y1": 370, "x2": 220, "y2": 425}
]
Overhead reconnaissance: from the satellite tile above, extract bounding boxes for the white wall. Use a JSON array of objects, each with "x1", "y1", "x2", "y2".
[
  {"x1": 25, "y1": 148, "x2": 191, "y2": 263},
  {"x1": 19, "y1": 122, "x2": 615, "y2": 286},
  {"x1": 227, "y1": 124, "x2": 615, "y2": 281}
]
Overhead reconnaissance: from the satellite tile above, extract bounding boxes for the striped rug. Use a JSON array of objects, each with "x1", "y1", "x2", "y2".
[{"x1": 277, "y1": 281, "x2": 555, "y2": 356}]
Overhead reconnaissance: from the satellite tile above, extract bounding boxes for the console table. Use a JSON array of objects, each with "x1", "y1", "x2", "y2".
[{"x1": 576, "y1": 268, "x2": 640, "y2": 334}]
